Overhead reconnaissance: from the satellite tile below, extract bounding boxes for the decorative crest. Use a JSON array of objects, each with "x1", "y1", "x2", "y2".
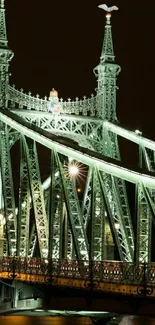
[{"x1": 98, "y1": 4, "x2": 118, "y2": 12}]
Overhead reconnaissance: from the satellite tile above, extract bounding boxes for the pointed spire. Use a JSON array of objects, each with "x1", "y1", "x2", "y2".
[
  {"x1": 0, "y1": 0, "x2": 14, "y2": 108},
  {"x1": 100, "y1": 13, "x2": 114, "y2": 63},
  {"x1": 93, "y1": 8, "x2": 121, "y2": 121},
  {"x1": 0, "y1": 0, "x2": 8, "y2": 48}
]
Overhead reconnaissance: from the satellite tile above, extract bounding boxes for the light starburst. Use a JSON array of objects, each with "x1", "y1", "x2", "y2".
[{"x1": 65, "y1": 160, "x2": 87, "y2": 183}]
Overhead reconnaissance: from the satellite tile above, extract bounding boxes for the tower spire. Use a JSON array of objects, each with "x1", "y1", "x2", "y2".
[
  {"x1": 94, "y1": 5, "x2": 121, "y2": 122},
  {"x1": 0, "y1": 0, "x2": 8, "y2": 48},
  {"x1": 0, "y1": 0, "x2": 14, "y2": 108},
  {"x1": 101, "y1": 13, "x2": 114, "y2": 63}
]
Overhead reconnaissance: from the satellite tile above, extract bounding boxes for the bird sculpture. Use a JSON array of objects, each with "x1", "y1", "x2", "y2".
[{"x1": 98, "y1": 4, "x2": 119, "y2": 12}]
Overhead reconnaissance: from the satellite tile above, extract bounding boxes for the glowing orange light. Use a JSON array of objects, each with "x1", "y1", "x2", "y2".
[{"x1": 106, "y1": 13, "x2": 111, "y2": 18}]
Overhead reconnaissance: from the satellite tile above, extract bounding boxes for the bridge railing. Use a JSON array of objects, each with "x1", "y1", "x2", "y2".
[
  {"x1": 0, "y1": 257, "x2": 155, "y2": 286},
  {"x1": 8, "y1": 85, "x2": 101, "y2": 116}
]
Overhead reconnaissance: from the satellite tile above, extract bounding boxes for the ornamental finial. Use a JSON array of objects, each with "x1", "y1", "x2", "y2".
[
  {"x1": 0, "y1": 0, "x2": 5, "y2": 9},
  {"x1": 98, "y1": 4, "x2": 119, "y2": 12},
  {"x1": 98, "y1": 4, "x2": 118, "y2": 24}
]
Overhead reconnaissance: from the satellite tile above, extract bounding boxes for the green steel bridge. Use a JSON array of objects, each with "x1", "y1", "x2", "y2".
[{"x1": 1, "y1": 0, "x2": 155, "y2": 306}]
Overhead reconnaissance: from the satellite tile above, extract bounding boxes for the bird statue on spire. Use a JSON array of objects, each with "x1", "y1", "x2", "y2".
[{"x1": 98, "y1": 4, "x2": 118, "y2": 12}]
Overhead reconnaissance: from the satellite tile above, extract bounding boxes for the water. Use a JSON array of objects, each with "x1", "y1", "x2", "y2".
[{"x1": 0, "y1": 316, "x2": 154, "y2": 325}]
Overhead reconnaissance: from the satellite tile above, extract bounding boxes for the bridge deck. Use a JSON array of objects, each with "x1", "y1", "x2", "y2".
[
  {"x1": 0, "y1": 271, "x2": 153, "y2": 297},
  {"x1": 0, "y1": 258, "x2": 155, "y2": 297}
]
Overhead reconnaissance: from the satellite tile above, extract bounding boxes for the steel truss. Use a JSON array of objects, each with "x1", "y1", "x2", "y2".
[
  {"x1": 0, "y1": 122, "x2": 16, "y2": 255},
  {"x1": 23, "y1": 137, "x2": 49, "y2": 258},
  {"x1": 1, "y1": 1, "x2": 155, "y2": 266},
  {"x1": 55, "y1": 153, "x2": 89, "y2": 260},
  {"x1": 90, "y1": 167, "x2": 105, "y2": 261},
  {"x1": 48, "y1": 154, "x2": 63, "y2": 259},
  {"x1": 17, "y1": 138, "x2": 31, "y2": 256}
]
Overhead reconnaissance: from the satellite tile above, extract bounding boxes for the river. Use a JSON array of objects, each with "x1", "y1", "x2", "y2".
[{"x1": 0, "y1": 316, "x2": 154, "y2": 325}]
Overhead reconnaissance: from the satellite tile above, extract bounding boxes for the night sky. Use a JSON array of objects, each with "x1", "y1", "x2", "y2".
[
  {"x1": 4, "y1": 1, "x2": 155, "y2": 259},
  {"x1": 5, "y1": 0, "x2": 155, "y2": 165}
]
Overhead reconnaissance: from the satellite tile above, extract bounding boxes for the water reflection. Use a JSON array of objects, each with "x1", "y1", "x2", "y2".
[
  {"x1": 0, "y1": 316, "x2": 154, "y2": 325},
  {"x1": 0, "y1": 316, "x2": 91, "y2": 325}
]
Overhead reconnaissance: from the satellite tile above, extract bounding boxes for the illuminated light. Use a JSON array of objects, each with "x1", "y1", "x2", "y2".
[
  {"x1": 65, "y1": 160, "x2": 87, "y2": 183},
  {"x1": 0, "y1": 214, "x2": 3, "y2": 221},
  {"x1": 69, "y1": 164, "x2": 79, "y2": 176},
  {"x1": 57, "y1": 195, "x2": 60, "y2": 199},
  {"x1": 8, "y1": 213, "x2": 13, "y2": 220},
  {"x1": 35, "y1": 309, "x2": 44, "y2": 312},
  {"x1": 115, "y1": 223, "x2": 120, "y2": 230},
  {"x1": 77, "y1": 188, "x2": 81, "y2": 193},
  {"x1": 49, "y1": 103, "x2": 61, "y2": 113},
  {"x1": 50, "y1": 88, "x2": 58, "y2": 97},
  {"x1": 106, "y1": 13, "x2": 111, "y2": 18},
  {"x1": 42, "y1": 249, "x2": 48, "y2": 253},
  {"x1": 44, "y1": 259, "x2": 48, "y2": 264},
  {"x1": 22, "y1": 201, "x2": 26, "y2": 208},
  {"x1": 135, "y1": 129, "x2": 142, "y2": 136}
]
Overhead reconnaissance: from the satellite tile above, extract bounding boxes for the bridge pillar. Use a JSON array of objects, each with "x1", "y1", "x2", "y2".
[
  {"x1": 12, "y1": 281, "x2": 18, "y2": 309},
  {"x1": 0, "y1": 282, "x2": 12, "y2": 310},
  {"x1": 11, "y1": 281, "x2": 43, "y2": 309}
]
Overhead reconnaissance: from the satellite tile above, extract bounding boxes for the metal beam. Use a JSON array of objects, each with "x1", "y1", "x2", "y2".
[
  {"x1": 23, "y1": 137, "x2": 48, "y2": 258},
  {"x1": 17, "y1": 138, "x2": 31, "y2": 256},
  {"x1": 55, "y1": 152, "x2": 89, "y2": 261},
  {"x1": 0, "y1": 122, "x2": 16, "y2": 255}
]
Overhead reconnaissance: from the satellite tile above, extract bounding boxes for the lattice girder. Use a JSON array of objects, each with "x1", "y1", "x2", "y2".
[
  {"x1": 90, "y1": 167, "x2": 105, "y2": 261},
  {"x1": 28, "y1": 223, "x2": 37, "y2": 257},
  {"x1": 48, "y1": 154, "x2": 63, "y2": 259},
  {"x1": 136, "y1": 182, "x2": 152, "y2": 263},
  {"x1": 0, "y1": 122, "x2": 16, "y2": 255},
  {"x1": 55, "y1": 152, "x2": 88, "y2": 261},
  {"x1": 98, "y1": 171, "x2": 133, "y2": 261},
  {"x1": 23, "y1": 137, "x2": 48, "y2": 258},
  {"x1": 17, "y1": 138, "x2": 31, "y2": 257},
  {"x1": 11, "y1": 111, "x2": 103, "y2": 146},
  {"x1": 81, "y1": 167, "x2": 92, "y2": 227}
]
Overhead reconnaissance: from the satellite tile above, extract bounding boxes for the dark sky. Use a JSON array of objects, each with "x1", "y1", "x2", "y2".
[{"x1": 5, "y1": 0, "x2": 155, "y2": 142}]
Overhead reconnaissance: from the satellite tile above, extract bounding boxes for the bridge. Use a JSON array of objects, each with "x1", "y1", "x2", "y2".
[
  {"x1": 0, "y1": 0, "x2": 155, "y2": 313},
  {"x1": 1, "y1": 256, "x2": 155, "y2": 295}
]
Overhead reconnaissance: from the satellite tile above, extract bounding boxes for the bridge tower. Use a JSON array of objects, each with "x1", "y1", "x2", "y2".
[
  {"x1": 94, "y1": 11, "x2": 121, "y2": 123},
  {"x1": 0, "y1": 0, "x2": 13, "y2": 108},
  {"x1": 88, "y1": 9, "x2": 134, "y2": 262},
  {"x1": 0, "y1": 1, "x2": 152, "y2": 266}
]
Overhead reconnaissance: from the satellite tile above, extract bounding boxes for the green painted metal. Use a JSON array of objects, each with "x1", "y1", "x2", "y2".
[
  {"x1": 17, "y1": 138, "x2": 31, "y2": 257},
  {"x1": 90, "y1": 167, "x2": 105, "y2": 261},
  {"x1": 136, "y1": 182, "x2": 152, "y2": 262},
  {"x1": 0, "y1": 2, "x2": 154, "y2": 265},
  {"x1": 0, "y1": 0, "x2": 13, "y2": 108},
  {"x1": 0, "y1": 122, "x2": 16, "y2": 255},
  {"x1": 55, "y1": 152, "x2": 89, "y2": 260},
  {"x1": 23, "y1": 138, "x2": 49, "y2": 258},
  {"x1": 48, "y1": 153, "x2": 63, "y2": 259}
]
